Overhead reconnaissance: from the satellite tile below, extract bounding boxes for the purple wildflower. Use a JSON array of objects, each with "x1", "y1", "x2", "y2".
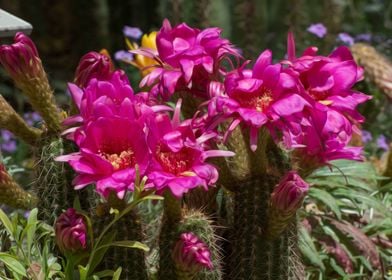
[
  {"x1": 307, "y1": 23, "x2": 327, "y2": 38},
  {"x1": 377, "y1": 135, "x2": 389, "y2": 151},
  {"x1": 355, "y1": 33, "x2": 372, "y2": 42},
  {"x1": 114, "y1": 50, "x2": 134, "y2": 63},
  {"x1": 338, "y1": 33, "x2": 354, "y2": 46},
  {"x1": 122, "y1": 26, "x2": 143, "y2": 40},
  {"x1": 361, "y1": 130, "x2": 372, "y2": 144}
]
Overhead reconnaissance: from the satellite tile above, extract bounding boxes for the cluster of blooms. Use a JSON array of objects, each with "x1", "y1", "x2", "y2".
[
  {"x1": 58, "y1": 39, "x2": 234, "y2": 199},
  {"x1": 56, "y1": 19, "x2": 369, "y2": 199}
]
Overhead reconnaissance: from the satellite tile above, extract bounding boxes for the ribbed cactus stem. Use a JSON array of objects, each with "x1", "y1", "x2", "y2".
[
  {"x1": 158, "y1": 191, "x2": 183, "y2": 279},
  {"x1": 95, "y1": 208, "x2": 148, "y2": 279},
  {"x1": 0, "y1": 164, "x2": 37, "y2": 209},
  {"x1": 228, "y1": 176, "x2": 304, "y2": 280},
  {"x1": 0, "y1": 95, "x2": 42, "y2": 145},
  {"x1": 34, "y1": 136, "x2": 74, "y2": 224}
]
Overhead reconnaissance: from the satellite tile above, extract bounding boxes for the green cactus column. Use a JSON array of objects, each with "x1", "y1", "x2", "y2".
[
  {"x1": 96, "y1": 209, "x2": 148, "y2": 279},
  {"x1": 34, "y1": 136, "x2": 75, "y2": 225},
  {"x1": 158, "y1": 192, "x2": 182, "y2": 279}
]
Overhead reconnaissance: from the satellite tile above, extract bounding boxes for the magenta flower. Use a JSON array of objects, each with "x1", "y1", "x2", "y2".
[
  {"x1": 147, "y1": 103, "x2": 233, "y2": 197},
  {"x1": 57, "y1": 117, "x2": 149, "y2": 198},
  {"x1": 172, "y1": 232, "x2": 213, "y2": 273},
  {"x1": 270, "y1": 171, "x2": 309, "y2": 213},
  {"x1": 0, "y1": 32, "x2": 44, "y2": 84},
  {"x1": 282, "y1": 105, "x2": 363, "y2": 165},
  {"x1": 307, "y1": 23, "x2": 327, "y2": 38},
  {"x1": 140, "y1": 19, "x2": 240, "y2": 99},
  {"x1": 55, "y1": 208, "x2": 87, "y2": 254},
  {"x1": 74, "y1": 51, "x2": 114, "y2": 88},
  {"x1": 287, "y1": 42, "x2": 370, "y2": 123},
  {"x1": 65, "y1": 71, "x2": 136, "y2": 128},
  {"x1": 208, "y1": 50, "x2": 309, "y2": 150}
]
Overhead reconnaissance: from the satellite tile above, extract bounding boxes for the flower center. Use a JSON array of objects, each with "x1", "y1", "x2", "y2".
[
  {"x1": 156, "y1": 145, "x2": 194, "y2": 175},
  {"x1": 309, "y1": 90, "x2": 329, "y2": 101},
  {"x1": 100, "y1": 149, "x2": 136, "y2": 171},
  {"x1": 234, "y1": 88, "x2": 273, "y2": 112}
]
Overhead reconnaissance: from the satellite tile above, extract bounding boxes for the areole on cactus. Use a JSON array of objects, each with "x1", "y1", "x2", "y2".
[{"x1": 0, "y1": 17, "x2": 371, "y2": 280}]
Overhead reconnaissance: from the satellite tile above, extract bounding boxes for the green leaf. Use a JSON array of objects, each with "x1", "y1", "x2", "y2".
[
  {"x1": 333, "y1": 189, "x2": 391, "y2": 217},
  {"x1": 141, "y1": 195, "x2": 164, "y2": 201},
  {"x1": 78, "y1": 265, "x2": 88, "y2": 280},
  {"x1": 112, "y1": 267, "x2": 122, "y2": 280},
  {"x1": 94, "y1": 270, "x2": 115, "y2": 278},
  {"x1": 26, "y1": 208, "x2": 38, "y2": 258},
  {"x1": 0, "y1": 253, "x2": 27, "y2": 276},
  {"x1": 88, "y1": 230, "x2": 116, "y2": 274},
  {"x1": 309, "y1": 188, "x2": 342, "y2": 219},
  {"x1": 110, "y1": 240, "x2": 150, "y2": 252},
  {"x1": 299, "y1": 226, "x2": 325, "y2": 271},
  {"x1": 0, "y1": 208, "x2": 14, "y2": 237}
]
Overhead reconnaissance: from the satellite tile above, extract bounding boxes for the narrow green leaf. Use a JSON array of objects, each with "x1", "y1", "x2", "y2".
[
  {"x1": 88, "y1": 230, "x2": 116, "y2": 274},
  {"x1": 299, "y1": 226, "x2": 326, "y2": 271},
  {"x1": 78, "y1": 265, "x2": 88, "y2": 280},
  {"x1": 0, "y1": 253, "x2": 27, "y2": 276},
  {"x1": 112, "y1": 267, "x2": 122, "y2": 280},
  {"x1": 94, "y1": 270, "x2": 115, "y2": 278},
  {"x1": 111, "y1": 240, "x2": 150, "y2": 252},
  {"x1": 0, "y1": 208, "x2": 14, "y2": 237},
  {"x1": 26, "y1": 208, "x2": 38, "y2": 258},
  {"x1": 309, "y1": 188, "x2": 342, "y2": 219},
  {"x1": 141, "y1": 195, "x2": 164, "y2": 201}
]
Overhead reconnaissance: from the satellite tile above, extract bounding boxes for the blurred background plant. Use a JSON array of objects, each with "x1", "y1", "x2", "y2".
[{"x1": 0, "y1": 0, "x2": 391, "y2": 279}]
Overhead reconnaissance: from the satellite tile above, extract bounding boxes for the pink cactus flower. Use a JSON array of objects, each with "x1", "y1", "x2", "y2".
[
  {"x1": 172, "y1": 232, "x2": 213, "y2": 273},
  {"x1": 270, "y1": 171, "x2": 309, "y2": 213},
  {"x1": 208, "y1": 50, "x2": 309, "y2": 151},
  {"x1": 74, "y1": 51, "x2": 114, "y2": 88},
  {"x1": 147, "y1": 101, "x2": 234, "y2": 197},
  {"x1": 139, "y1": 19, "x2": 240, "y2": 99},
  {"x1": 55, "y1": 208, "x2": 87, "y2": 254},
  {"x1": 281, "y1": 105, "x2": 363, "y2": 165},
  {"x1": 0, "y1": 32, "x2": 44, "y2": 84},
  {"x1": 285, "y1": 33, "x2": 370, "y2": 123},
  {"x1": 57, "y1": 117, "x2": 149, "y2": 199}
]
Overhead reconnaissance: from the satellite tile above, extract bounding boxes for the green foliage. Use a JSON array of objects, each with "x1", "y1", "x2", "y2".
[
  {"x1": 0, "y1": 208, "x2": 62, "y2": 280},
  {"x1": 302, "y1": 160, "x2": 392, "y2": 279}
]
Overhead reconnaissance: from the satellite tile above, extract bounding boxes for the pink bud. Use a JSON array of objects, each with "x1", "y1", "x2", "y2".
[
  {"x1": 55, "y1": 208, "x2": 87, "y2": 254},
  {"x1": 172, "y1": 232, "x2": 213, "y2": 273},
  {"x1": 0, "y1": 32, "x2": 42, "y2": 82},
  {"x1": 74, "y1": 51, "x2": 114, "y2": 88},
  {"x1": 270, "y1": 171, "x2": 309, "y2": 213}
]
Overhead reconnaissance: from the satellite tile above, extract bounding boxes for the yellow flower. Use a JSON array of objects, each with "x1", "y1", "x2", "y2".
[{"x1": 126, "y1": 31, "x2": 158, "y2": 77}]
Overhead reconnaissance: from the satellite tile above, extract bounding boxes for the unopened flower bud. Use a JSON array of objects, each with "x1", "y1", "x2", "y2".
[
  {"x1": 0, "y1": 33, "x2": 62, "y2": 132},
  {"x1": 266, "y1": 171, "x2": 309, "y2": 239},
  {"x1": 55, "y1": 208, "x2": 87, "y2": 254},
  {"x1": 271, "y1": 171, "x2": 309, "y2": 213},
  {"x1": 172, "y1": 232, "x2": 213, "y2": 278},
  {"x1": 74, "y1": 50, "x2": 114, "y2": 88}
]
